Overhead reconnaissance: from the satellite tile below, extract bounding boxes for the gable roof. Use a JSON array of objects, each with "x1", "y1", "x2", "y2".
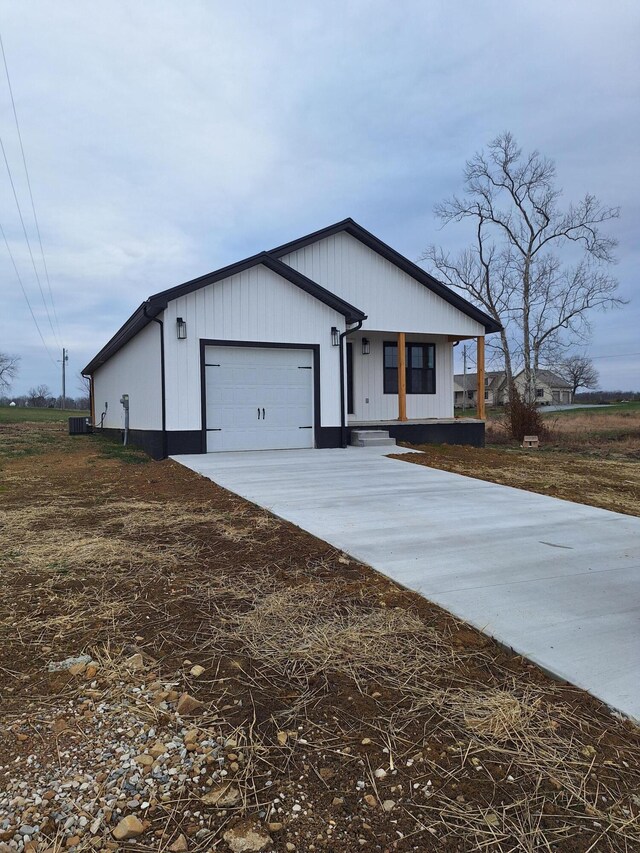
[
  {"x1": 516, "y1": 369, "x2": 572, "y2": 389},
  {"x1": 453, "y1": 371, "x2": 505, "y2": 392},
  {"x1": 83, "y1": 252, "x2": 366, "y2": 374},
  {"x1": 270, "y1": 218, "x2": 502, "y2": 334}
]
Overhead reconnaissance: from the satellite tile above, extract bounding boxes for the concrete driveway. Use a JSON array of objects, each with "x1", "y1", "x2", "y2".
[{"x1": 174, "y1": 447, "x2": 640, "y2": 720}]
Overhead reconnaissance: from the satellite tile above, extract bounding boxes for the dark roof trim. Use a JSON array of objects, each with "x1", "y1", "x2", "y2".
[
  {"x1": 269, "y1": 217, "x2": 502, "y2": 334},
  {"x1": 83, "y1": 252, "x2": 366, "y2": 374}
]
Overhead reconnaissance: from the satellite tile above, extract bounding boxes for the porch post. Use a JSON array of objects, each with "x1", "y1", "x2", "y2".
[
  {"x1": 476, "y1": 336, "x2": 486, "y2": 420},
  {"x1": 397, "y1": 332, "x2": 407, "y2": 421}
]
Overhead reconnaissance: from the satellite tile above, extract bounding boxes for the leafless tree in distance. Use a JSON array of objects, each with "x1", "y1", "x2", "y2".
[
  {"x1": 561, "y1": 354, "x2": 600, "y2": 398},
  {"x1": 28, "y1": 384, "x2": 52, "y2": 407},
  {"x1": 421, "y1": 132, "x2": 625, "y2": 402},
  {"x1": 77, "y1": 371, "x2": 90, "y2": 395},
  {"x1": 0, "y1": 352, "x2": 20, "y2": 391}
]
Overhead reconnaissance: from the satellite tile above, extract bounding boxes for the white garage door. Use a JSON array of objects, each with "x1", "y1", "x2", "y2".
[{"x1": 204, "y1": 345, "x2": 315, "y2": 452}]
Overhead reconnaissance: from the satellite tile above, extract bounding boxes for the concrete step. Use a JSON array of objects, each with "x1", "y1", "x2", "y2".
[{"x1": 350, "y1": 429, "x2": 396, "y2": 447}]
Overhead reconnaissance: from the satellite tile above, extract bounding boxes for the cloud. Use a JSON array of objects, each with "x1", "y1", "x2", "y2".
[{"x1": 0, "y1": 0, "x2": 637, "y2": 393}]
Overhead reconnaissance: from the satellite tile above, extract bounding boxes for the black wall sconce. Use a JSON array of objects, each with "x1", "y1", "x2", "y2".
[
  {"x1": 331, "y1": 326, "x2": 340, "y2": 346},
  {"x1": 361, "y1": 337, "x2": 370, "y2": 355},
  {"x1": 176, "y1": 317, "x2": 187, "y2": 339}
]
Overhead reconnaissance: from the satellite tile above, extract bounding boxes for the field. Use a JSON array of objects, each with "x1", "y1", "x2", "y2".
[
  {"x1": 0, "y1": 405, "x2": 89, "y2": 423},
  {"x1": 399, "y1": 404, "x2": 640, "y2": 516},
  {"x1": 1, "y1": 418, "x2": 639, "y2": 851}
]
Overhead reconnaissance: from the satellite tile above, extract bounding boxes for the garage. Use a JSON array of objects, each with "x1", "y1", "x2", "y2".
[{"x1": 204, "y1": 344, "x2": 316, "y2": 452}]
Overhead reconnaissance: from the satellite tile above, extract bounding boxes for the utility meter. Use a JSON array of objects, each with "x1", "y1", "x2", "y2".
[{"x1": 120, "y1": 394, "x2": 129, "y2": 409}]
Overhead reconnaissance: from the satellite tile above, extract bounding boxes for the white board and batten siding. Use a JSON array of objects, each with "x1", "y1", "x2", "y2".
[
  {"x1": 349, "y1": 333, "x2": 453, "y2": 421},
  {"x1": 280, "y1": 231, "x2": 485, "y2": 338},
  {"x1": 163, "y1": 263, "x2": 344, "y2": 433},
  {"x1": 92, "y1": 321, "x2": 162, "y2": 430}
]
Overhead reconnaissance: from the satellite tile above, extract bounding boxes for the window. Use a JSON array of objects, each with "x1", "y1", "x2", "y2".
[
  {"x1": 383, "y1": 342, "x2": 436, "y2": 394},
  {"x1": 484, "y1": 390, "x2": 489, "y2": 400},
  {"x1": 536, "y1": 387, "x2": 544, "y2": 398},
  {"x1": 467, "y1": 390, "x2": 474, "y2": 400}
]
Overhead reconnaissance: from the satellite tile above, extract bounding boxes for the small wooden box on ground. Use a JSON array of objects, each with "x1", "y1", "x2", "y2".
[{"x1": 523, "y1": 435, "x2": 539, "y2": 449}]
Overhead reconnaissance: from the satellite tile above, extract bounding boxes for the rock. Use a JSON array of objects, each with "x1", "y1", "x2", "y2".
[
  {"x1": 85, "y1": 664, "x2": 98, "y2": 679},
  {"x1": 126, "y1": 653, "x2": 145, "y2": 671},
  {"x1": 374, "y1": 768, "x2": 387, "y2": 779},
  {"x1": 201, "y1": 784, "x2": 241, "y2": 807},
  {"x1": 267, "y1": 823, "x2": 282, "y2": 832},
  {"x1": 364, "y1": 794, "x2": 377, "y2": 807},
  {"x1": 361, "y1": 738, "x2": 371, "y2": 745},
  {"x1": 169, "y1": 834, "x2": 189, "y2": 852},
  {"x1": 112, "y1": 815, "x2": 145, "y2": 841},
  {"x1": 48, "y1": 654, "x2": 92, "y2": 672},
  {"x1": 68, "y1": 662, "x2": 87, "y2": 676},
  {"x1": 223, "y1": 821, "x2": 272, "y2": 852},
  {"x1": 332, "y1": 797, "x2": 344, "y2": 807},
  {"x1": 276, "y1": 731, "x2": 288, "y2": 746},
  {"x1": 135, "y1": 753, "x2": 155, "y2": 767},
  {"x1": 318, "y1": 767, "x2": 334, "y2": 781},
  {"x1": 66, "y1": 837, "x2": 81, "y2": 849},
  {"x1": 190, "y1": 665, "x2": 205, "y2": 677},
  {"x1": 285, "y1": 844, "x2": 295, "y2": 852},
  {"x1": 382, "y1": 800, "x2": 395, "y2": 812},
  {"x1": 176, "y1": 693, "x2": 203, "y2": 716},
  {"x1": 149, "y1": 741, "x2": 167, "y2": 758}
]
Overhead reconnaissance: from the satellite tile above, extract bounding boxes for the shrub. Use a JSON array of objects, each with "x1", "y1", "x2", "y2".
[{"x1": 502, "y1": 385, "x2": 548, "y2": 442}]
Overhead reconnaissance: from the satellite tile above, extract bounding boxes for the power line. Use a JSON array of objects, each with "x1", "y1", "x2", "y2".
[
  {"x1": 0, "y1": 219, "x2": 57, "y2": 364},
  {"x1": 0, "y1": 133, "x2": 61, "y2": 349},
  {"x1": 0, "y1": 33, "x2": 61, "y2": 342},
  {"x1": 590, "y1": 352, "x2": 640, "y2": 360}
]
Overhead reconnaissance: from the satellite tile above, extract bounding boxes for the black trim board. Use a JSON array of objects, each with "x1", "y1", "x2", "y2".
[
  {"x1": 98, "y1": 428, "x2": 209, "y2": 459},
  {"x1": 269, "y1": 218, "x2": 502, "y2": 334},
  {"x1": 99, "y1": 421, "x2": 484, "y2": 459},
  {"x1": 199, "y1": 340, "x2": 321, "y2": 452},
  {"x1": 83, "y1": 253, "x2": 365, "y2": 375}
]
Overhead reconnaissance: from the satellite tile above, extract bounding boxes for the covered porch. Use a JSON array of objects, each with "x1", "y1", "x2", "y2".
[{"x1": 345, "y1": 329, "x2": 487, "y2": 426}]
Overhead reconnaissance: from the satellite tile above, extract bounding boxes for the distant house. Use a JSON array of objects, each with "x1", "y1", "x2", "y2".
[
  {"x1": 511, "y1": 369, "x2": 573, "y2": 405},
  {"x1": 454, "y1": 369, "x2": 573, "y2": 407},
  {"x1": 454, "y1": 371, "x2": 505, "y2": 408}
]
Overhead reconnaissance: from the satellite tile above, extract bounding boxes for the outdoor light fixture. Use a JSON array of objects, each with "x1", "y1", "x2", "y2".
[
  {"x1": 331, "y1": 326, "x2": 340, "y2": 346},
  {"x1": 361, "y1": 337, "x2": 370, "y2": 355},
  {"x1": 176, "y1": 317, "x2": 187, "y2": 339}
]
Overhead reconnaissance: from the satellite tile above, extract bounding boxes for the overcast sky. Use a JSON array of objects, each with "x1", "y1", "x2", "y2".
[{"x1": 0, "y1": 0, "x2": 638, "y2": 397}]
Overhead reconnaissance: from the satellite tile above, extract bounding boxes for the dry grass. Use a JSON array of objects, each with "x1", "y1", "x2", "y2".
[{"x1": 1, "y1": 425, "x2": 639, "y2": 851}]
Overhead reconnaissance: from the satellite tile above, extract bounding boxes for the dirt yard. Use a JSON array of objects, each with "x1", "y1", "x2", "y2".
[
  {"x1": 1, "y1": 418, "x2": 639, "y2": 852},
  {"x1": 395, "y1": 404, "x2": 640, "y2": 518}
]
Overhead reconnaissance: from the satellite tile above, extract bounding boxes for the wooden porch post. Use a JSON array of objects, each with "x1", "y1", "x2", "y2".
[
  {"x1": 397, "y1": 332, "x2": 407, "y2": 421},
  {"x1": 476, "y1": 336, "x2": 486, "y2": 420}
]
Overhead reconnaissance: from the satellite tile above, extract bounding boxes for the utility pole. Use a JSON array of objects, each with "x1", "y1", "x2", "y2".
[
  {"x1": 61, "y1": 347, "x2": 68, "y2": 409},
  {"x1": 462, "y1": 345, "x2": 467, "y2": 413}
]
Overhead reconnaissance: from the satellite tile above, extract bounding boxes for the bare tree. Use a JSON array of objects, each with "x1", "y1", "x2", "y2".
[
  {"x1": 561, "y1": 354, "x2": 599, "y2": 398},
  {"x1": 77, "y1": 371, "x2": 90, "y2": 396},
  {"x1": 28, "y1": 384, "x2": 52, "y2": 407},
  {"x1": 421, "y1": 132, "x2": 625, "y2": 402},
  {"x1": 0, "y1": 352, "x2": 19, "y2": 391}
]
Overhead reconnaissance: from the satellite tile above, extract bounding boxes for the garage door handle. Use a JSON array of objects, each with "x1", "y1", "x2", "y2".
[
  {"x1": 257, "y1": 408, "x2": 261, "y2": 420},
  {"x1": 262, "y1": 408, "x2": 265, "y2": 420}
]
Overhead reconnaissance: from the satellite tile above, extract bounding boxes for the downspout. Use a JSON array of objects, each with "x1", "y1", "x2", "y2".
[
  {"x1": 144, "y1": 304, "x2": 167, "y2": 459},
  {"x1": 339, "y1": 319, "x2": 364, "y2": 448}
]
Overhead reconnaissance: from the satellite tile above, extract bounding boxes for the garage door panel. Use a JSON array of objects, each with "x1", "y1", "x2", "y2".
[{"x1": 204, "y1": 346, "x2": 314, "y2": 452}]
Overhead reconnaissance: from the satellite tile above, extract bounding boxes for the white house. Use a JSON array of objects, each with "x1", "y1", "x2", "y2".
[{"x1": 83, "y1": 219, "x2": 501, "y2": 458}]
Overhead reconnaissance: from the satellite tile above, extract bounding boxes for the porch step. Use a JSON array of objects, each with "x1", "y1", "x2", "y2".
[{"x1": 350, "y1": 429, "x2": 396, "y2": 448}]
